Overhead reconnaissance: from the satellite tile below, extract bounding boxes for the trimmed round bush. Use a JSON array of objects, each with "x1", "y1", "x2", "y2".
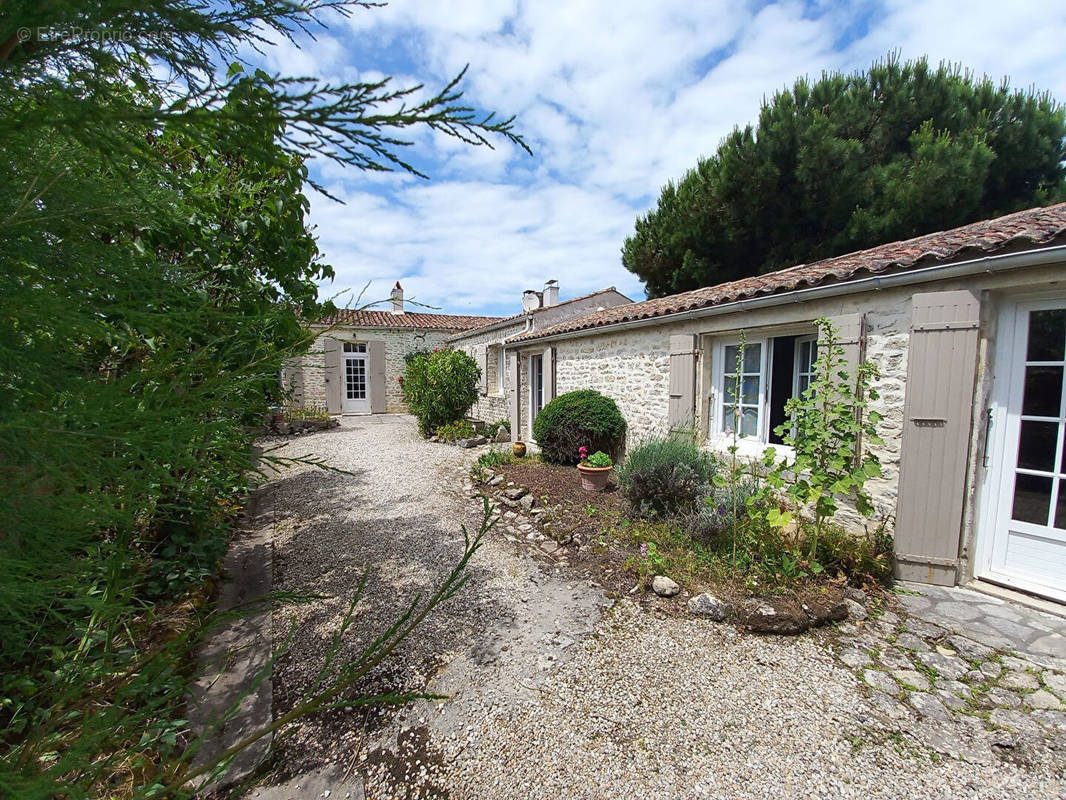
[
  {"x1": 532, "y1": 389, "x2": 626, "y2": 465},
  {"x1": 400, "y1": 348, "x2": 480, "y2": 436},
  {"x1": 618, "y1": 435, "x2": 717, "y2": 517}
]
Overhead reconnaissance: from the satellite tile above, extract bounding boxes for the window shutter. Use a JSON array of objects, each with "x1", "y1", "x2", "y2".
[
  {"x1": 894, "y1": 290, "x2": 981, "y2": 586},
  {"x1": 668, "y1": 334, "x2": 698, "y2": 431},
  {"x1": 369, "y1": 339, "x2": 386, "y2": 413},
  {"x1": 821, "y1": 313, "x2": 865, "y2": 390},
  {"x1": 481, "y1": 346, "x2": 489, "y2": 393},
  {"x1": 545, "y1": 347, "x2": 556, "y2": 403},
  {"x1": 508, "y1": 351, "x2": 520, "y2": 438},
  {"x1": 324, "y1": 338, "x2": 341, "y2": 414}
]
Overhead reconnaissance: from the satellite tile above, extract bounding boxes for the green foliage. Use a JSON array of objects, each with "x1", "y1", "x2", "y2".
[
  {"x1": 0, "y1": 2, "x2": 527, "y2": 796},
  {"x1": 485, "y1": 418, "x2": 511, "y2": 437},
  {"x1": 617, "y1": 435, "x2": 717, "y2": 517},
  {"x1": 285, "y1": 403, "x2": 331, "y2": 422},
  {"x1": 401, "y1": 349, "x2": 481, "y2": 436},
  {"x1": 585, "y1": 451, "x2": 613, "y2": 468},
  {"x1": 624, "y1": 55, "x2": 1066, "y2": 297},
  {"x1": 436, "y1": 420, "x2": 477, "y2": 442},
  {"x1": 532, "y1": 390, "x2": 627, "y2": 465},
  {"x1": 810, "y1": 518, "x2": 895, "y2": 586},
  {"x1": 759, "y1": 318, "x2": 885, "y2": 554},
  {"x1": 475, "y1": 448, "x2": 517, "y2": 470}
]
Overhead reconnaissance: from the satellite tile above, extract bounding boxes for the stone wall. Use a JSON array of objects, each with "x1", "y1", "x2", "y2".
[{"x1": 451, "y1": 320, "x2": 527, "y2": 424}]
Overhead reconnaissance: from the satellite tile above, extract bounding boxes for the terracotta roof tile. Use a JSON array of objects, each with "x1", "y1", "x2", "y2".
[
  {"x1": 318, "y1": 309, "x2": 502, "y2": 331},
  {"x1": 450, "y1": 286, "x2": 632, "y2": 340},
  {"x1": 512, "y1": 203, "x2": 1066, "y2": 343}
]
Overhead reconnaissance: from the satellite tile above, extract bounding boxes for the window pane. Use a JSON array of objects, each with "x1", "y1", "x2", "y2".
[
  {"x1": 1027, "y1": 309, "x2": 1066, "y2": 362},
  {"x1": 724, "y1": 376, "x2": 737, "y2": 404},
  {"x1": 743, "y1": 343, "x2": 762, "y2": 373},
  {"x1": 722, "y1": 404, "x2": 738, "y2": 433},
  {"x1": 1018, "y1": 420, "x2": 1059, "y2": 472},
  {"x1": 1022, "y1": 366, "x2": 1063, "y2": 417},
  {"x1": 741, "y1": 375, "x2": 761, "y2": 404},
  {"x1": 798, "y1": 374, "x2": 811, "y2": 395},
  {"x1": 1056, "y1": 483, "x2": 1066, "y2": 530},
  {"x1": 724, "y1": 345, "x2": 740, "y2": 372},
  {"x1": 740, "y1": 407, "x2": 759, "y2": 437},
  {"x1": 1012, "y1": 473, "x2": 1052, "y2": 525}
]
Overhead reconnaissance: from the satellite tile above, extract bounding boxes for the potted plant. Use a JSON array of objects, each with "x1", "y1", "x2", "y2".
[{"x1": 577, "y1": 446, "x2": 613, "y2": 491}]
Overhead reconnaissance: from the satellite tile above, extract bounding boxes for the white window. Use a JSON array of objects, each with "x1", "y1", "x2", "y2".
[
  {"x1": 711, "y1": 332, "x2": 818, "y2": 449},
  {"x1": 529, "y1": 353, "x2": 545, "y2": 434},
  {"x1": 497, "y1": 346, "x2": 505, "y2": 393}
]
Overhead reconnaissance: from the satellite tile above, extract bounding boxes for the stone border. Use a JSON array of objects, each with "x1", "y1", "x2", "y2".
[{"x1": 186, "y1": 487, "x2": 275, "y2": 792}]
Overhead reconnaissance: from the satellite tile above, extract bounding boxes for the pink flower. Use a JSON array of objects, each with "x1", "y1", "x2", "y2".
[{"x1": 578, "y1": 445, "x2": 588, "y2": 459}]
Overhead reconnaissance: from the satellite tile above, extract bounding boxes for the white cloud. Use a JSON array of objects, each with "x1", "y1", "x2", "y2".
[{"x1": 249, "y1": 1, "x2": 1066, "y2": 315}]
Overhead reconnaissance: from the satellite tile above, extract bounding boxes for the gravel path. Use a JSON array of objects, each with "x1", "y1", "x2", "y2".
[{"x1": 256, "y1": 415, "x2": 1064, "y2": 800}]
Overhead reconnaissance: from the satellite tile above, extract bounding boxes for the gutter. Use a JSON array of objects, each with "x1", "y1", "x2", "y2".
[{"x1": 504, "y1": 244, "x2": 1066, "y2": 348}]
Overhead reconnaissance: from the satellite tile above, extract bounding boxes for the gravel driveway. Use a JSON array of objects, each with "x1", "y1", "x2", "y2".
[{"x1": 257, "y1": 415, "x2": 1064, "y2": 800}]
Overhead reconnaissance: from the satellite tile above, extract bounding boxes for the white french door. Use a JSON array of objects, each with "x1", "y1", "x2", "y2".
[
  {"x1": 342, "y1": 342, "x2": 371, "y2": 414},
  {"x1": 978, "y1": 297, "x2": 1066, "y2": 602},
  {"x1": 529, "y1": 354, "x2": 544, "y2": 438}
]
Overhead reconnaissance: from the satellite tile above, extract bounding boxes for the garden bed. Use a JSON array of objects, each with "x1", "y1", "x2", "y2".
[{"x1": 480, "y1": 457, "x2": 881, "y2": 635}]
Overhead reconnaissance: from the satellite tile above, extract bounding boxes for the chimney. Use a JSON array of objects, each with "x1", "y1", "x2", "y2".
[
  {"x1": 390, "y1": 281, "x2": 404, "y2": 314},
  {"x1": 522, "y1": 289, "x2": 541, "y2": 313},
  {"x1": 543, "y1": 279, "x2": 559, "y2": 307}
]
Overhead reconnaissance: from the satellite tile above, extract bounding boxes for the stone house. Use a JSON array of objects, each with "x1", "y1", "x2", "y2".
[
  {"x1": 283, "y1": 282, "x2": 501, "y2": 415},
  {"x1": 505, "y1": 203, "x2": 1066, "y2": 603},
  {"x1": 447, "y1": 281, "x2": 633, "y2": 423}
]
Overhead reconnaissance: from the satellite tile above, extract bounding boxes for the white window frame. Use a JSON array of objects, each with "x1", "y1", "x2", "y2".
[
  {"x1": 529, "y1": 352, "x2": 545, "y2": 438},
  {"x1": 708, "y1": 330, "x2": 816, "y2": 457},
  {"x1": 792, "y1": 335, "x2": 817, "y2": 399}
]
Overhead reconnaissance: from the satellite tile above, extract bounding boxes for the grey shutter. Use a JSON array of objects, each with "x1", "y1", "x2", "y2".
[
  {"x1": 481, "y1": 346, "x2": 489, "y2": 393},
  {"x1": 545, "y1": 347, "x2": 556, "y2": 403},
  {"x1": 822, "y1": 313, "x2": 865, "y2": 389},
  {"x1": 369, "y1": 339, "x2": 386, "y2": 413},
  {"x1": 894, "y1": 290, "x2": 981, "y2": 586},
  {"x1": 324, "y1": 338, "x2": 341, "y2": 415},
  {"x1": 668, "y1": 334, "x2": 698, "y2": 431},
  {"x1": 508, "y1": 351, "x2": 521, "y2": 439}
]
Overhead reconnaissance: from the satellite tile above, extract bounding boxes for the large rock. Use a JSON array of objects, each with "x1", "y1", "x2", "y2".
[
  {"x1": 688, "y1": 593, "x2": 730, "y2": 621},
  {"x1": 519, "y1": 494, "x2": 535, "y2": 511},
  {"x1": 494, "y1": 427, "x2": 511, "y2": 443},
  {"x1": 651, "y1": 575, "x2": 680, "y2": 597},
  {"x1": 738, "y1": 598, "x2": 810, "y2": 635},
  {"x1": 503, "y1": 487, "x2": 527, "y2": 501},
  {"x1": 458, "y1": 436, "x2": 488, "y2": 448}
]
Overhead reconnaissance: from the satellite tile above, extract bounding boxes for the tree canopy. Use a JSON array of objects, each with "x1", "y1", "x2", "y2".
[{"x1": 622, "y1": 56, "x2": 1066, "y2": 298}]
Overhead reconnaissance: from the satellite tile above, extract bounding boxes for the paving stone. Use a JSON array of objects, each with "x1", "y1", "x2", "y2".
[
  {"x1": 983, "y1": 687, "x2": 1022, "y2": 709},
  {"x1": 979, "y1": 661, "x2": 1002, "y2": 680},
  {"x1": 892, "y1": 670, "x2": 931, "y2": 691},
  {"x1": 839, "y1": 647, "x2": 872, "y2": 669},
  {"x1": 868, "y1": 690, "x2": 908, "y2": 720},
  {"x1": 977, "y1": 603, "x2": 1024, "y2": 623},
  {"x1": 1000, "y1": 670, "x2": 1041, "y2": 691},
  {"x1": 1031, "y1": 709, "x2": 1066, "y2": 732},
  {"x1": 935, "y1": 601, "x2": 982, "y2": 621},
  {"x1": 878, "y1": 610, "x2": 900, "y2": 626},
  {"x1": 905, "y1": 619, "x2": 948, "y2": 641},
  {"x1": 988, "y1": 708, "x2": 1045, "y2": 738},
  {"x1": 1001, "y1": 655, "x2": 1035, "y2": 672},
  {"x1": 936, "y1": 690, "x2": 968, "y2": 713},
  {"x1": 1043, "y1": 671, "x2": 1066, "y2": 698},
  {"x1": 863, "y1": 669, "x2": 900, "y2": 697},
  {"x1": 936, "y1": 679, "x2": 973, "y2": 699},
  {"x1": 895, "y1": 632, "x2": 931, "y2": 652},
  {"x1": 1023, "y1": 689, "x2": 1063, "y2": 710},
  {"x1": 907, "y1": 691, "x2": 951, "y2": 722},
  {"x1": 916, "y1": 651, "x2": 970, "y2": 681},
  {"x1": 963, "y1": 670, "x2": 985, "y2": 684},
  {"x1": 946, "y1": 634, "x2": 994, "y2": 662},
  {"x1": 878, "y1": 647, "x2": 915, "y2": 670}
]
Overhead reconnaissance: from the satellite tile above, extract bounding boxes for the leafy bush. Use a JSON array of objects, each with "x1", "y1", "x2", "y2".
[
  {"x1": 617, "y1": 435, "x2": 717, "y2": 517},
  {"x1": 401, "y1": 349, "x2": 481, "y2": 436},
  {"x1": 436, "y1": 419, "x2": 476, "y2": 441},
  {"x1": 476, "y1": 448, "x2": 516, "y2": 469},
  {"x1": 485, "y1": 418, "x2": 510, "y2": 437},
  {"x1": 532, "y1": 389, "x2": 626, "y2": 465},
  {"x1": 811, "y1": 518, "x2": 895, "y2": 586}
]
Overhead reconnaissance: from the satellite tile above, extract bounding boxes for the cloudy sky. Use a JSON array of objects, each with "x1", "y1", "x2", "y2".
[{"x1": 253, "y1": 0, "x2": 1066, "y2": 318}]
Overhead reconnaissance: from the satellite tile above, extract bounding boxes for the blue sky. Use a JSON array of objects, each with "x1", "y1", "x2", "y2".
[{"x1": 252, "y1": 0, "x2": 1066, "y2": 318}]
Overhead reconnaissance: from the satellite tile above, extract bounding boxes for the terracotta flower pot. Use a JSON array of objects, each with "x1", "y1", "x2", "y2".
[
  {"x1": 513, "y1": 441, "x2": 527, "y2": 458},
  {"x1": 577, "y1": 463, "x2": 612, "y2": 492}
]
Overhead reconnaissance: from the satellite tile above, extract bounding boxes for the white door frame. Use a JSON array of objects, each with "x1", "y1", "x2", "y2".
[
  {"x1": 341, "y1": 342, "x2": 371, "y2": 415},
  {"x1": 528, "y1": 352, "x2": 544, "y2": 440},
  {"x1": 975, "y1": 292, "x2": 1066, "y2": 602}
]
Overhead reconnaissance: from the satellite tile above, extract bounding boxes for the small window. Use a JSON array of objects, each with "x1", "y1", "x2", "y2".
[
  {"x1": 721, "y1": 341, "x2": 764, "y2": 437},
  {"x1": 343, "y1": 342, "x2": 367, "y2": 353}
]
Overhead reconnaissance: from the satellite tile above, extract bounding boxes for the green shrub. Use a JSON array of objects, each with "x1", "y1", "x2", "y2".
[
  {"x1": 532, "y1": 389, "x2": 626, "y2": 465},
  {"x1": 476, "y1": 448, "x2": 516, "y2": 469},
  {"x1": 436, "y1": 419, "x2": 476, "y2": 441},
  {"x1": 485, "y1": 418, "x2": 510, "y2": 437},
  {"x1": 401, "y1": 349, "x2": 481, "y2": 436},
  {"x1": 617, "y1": 435, "x2": 717, "y2": 517}
]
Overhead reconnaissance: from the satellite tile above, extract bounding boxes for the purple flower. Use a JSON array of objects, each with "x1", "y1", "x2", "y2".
[
  {"x1": 640, "y1": 543, "x2": 648, "y2": 557},
  {"x1": 716, "y1": 503, "x2": 726, "y2": 516}
]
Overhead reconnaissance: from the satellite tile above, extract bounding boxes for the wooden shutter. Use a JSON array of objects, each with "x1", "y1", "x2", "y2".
[
  {"x1": 508, "y1": 351, "x2": 521, "y2": 438},
  {"x1": 368, "y1": 339, "x2": 386, "y2": 413},
  {"x1": 822, "y1": 313, "x2": 865, "y2": 388},
  {"x1": 324, "y1": 338, "x2": 341, "y2": 415},
  {"x1": 545, "y1": 347, "x2": 556, "y2": 403},
  {"x1": 894, "y1": 290, "x2": 981, "y2": 586},
  {"x1": 668, "y1": 334, "x2": 698, "y2": 431}
]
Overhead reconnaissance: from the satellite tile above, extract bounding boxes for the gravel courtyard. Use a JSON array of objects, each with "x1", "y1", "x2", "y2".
[{"x1": 255, "y1": 415, "x2": 1065, "y2": 800}]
